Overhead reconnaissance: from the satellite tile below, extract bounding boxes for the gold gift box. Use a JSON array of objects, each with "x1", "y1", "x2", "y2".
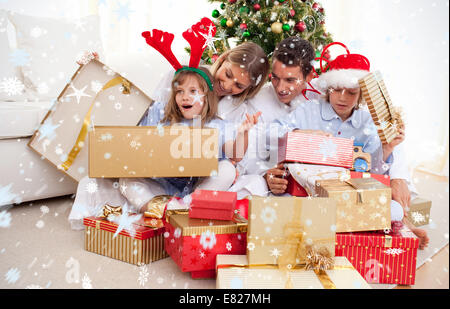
[
  {"x1": 216, "y1": 255, "x2": 371, "y2": 289},
  {"x1": 408, "y1": 197, "x2": 432, "y2": 227},
  {"x1": 247, "y1": 196, "x2": 336, "y2": 266},
  {"x1": 316, "y1": 178, "x2": 391, "y2": 233}
]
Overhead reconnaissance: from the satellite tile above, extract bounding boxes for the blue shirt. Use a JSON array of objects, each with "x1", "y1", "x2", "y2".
[{"x1": 268, "y1": 98, "x2": 392, "y2": 174}]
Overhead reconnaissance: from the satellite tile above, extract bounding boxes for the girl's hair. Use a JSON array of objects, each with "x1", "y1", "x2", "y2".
[
  {"x1": 162, "y1": 66, "x2": 219, "y2": 125},
  {"x1": 211, "y1": 42, "x2": 270, "y2": 104},
  {"x1": 323, "y1": 87, "x2": 364, "y2": 109}
]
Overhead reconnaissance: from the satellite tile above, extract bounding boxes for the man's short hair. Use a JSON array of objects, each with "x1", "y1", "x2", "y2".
[{"x1": 273, "y1": 37, "x2": 315, "y2": 79}]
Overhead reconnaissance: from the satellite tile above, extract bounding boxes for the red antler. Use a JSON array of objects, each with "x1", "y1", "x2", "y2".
[
  {"x1": 142, "y1": 29, "x2": 182, "y2": 71},
  {"x1": 183, "y1": 17, "x2": 216, "y2": 68}
]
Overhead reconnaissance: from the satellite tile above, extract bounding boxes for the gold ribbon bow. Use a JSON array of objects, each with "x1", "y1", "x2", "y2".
[
  {"x1": 61, "y1": 76, "x2": 132, "y2": 171},
  {"x1": 99, "y1": 204, "x2": 123, "y2": 219},
  {"x1": 143, "y1": 195, "x2": 173, "y2": 219}
]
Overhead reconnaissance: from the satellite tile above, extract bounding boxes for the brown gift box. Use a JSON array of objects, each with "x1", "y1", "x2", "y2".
[
  {"x1": 316, "y1": 178, "x2": 391, "y2": 233},
  {"x1": 28, "y1": 59, "x2": 152, "y2": 182},
  {"x1": 88, "y1": 126, "x2": 219, "y2": 178},
  {"x1": 247, "y1": 196, "x2": 336, "y2": 266},
  {"x1": 408, "y1": 197, "x2": 432, "y2": 227}
]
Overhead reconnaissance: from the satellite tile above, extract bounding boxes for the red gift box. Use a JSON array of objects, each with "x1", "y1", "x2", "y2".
[
  {"x1": 278, "y1": 132, "x2": 354, "y2": 168},
  {"x1": 189, "y1": 190, "x2": 237, "y2": 221},
  {"x1": 335, "y1": 225, "x2": 419, "y2": 285},
  {"x1": 350, "y1": 171, "x2": 391, "y2": 187},
  {"x1": 163, "y1": 212, "x2": 247, "y2": 275}
]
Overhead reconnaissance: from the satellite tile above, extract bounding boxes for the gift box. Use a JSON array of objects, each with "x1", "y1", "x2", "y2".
[
  {"x1": 247, "y1": 196, "x2": 336, "y2": 266},
  {"x1": 286, "y1": 163, "x2": 350, "y2": 197},
  {"x1": 316, "y1": 178, "x2": 391, "y2": 233},
  {"x1": 88, "y1": 126, "x2": 219, "y2": 178},
  {"x1": 350, "y1": 171, "x2": 390, "y2": 187},
  {"x1": 278, "y1": 132, "x2": 354, "y2": 168},
  {"x1": 189, "y1": 190, "x2": 237, "y2": 221},
  {"x1": 83, "y1": 215, "x2": 167, "y2": 265},
  {"x1": 216, "y1": 255, "x2": 371, "y2": 289},
  {"x1": 28, "y1": 59, "x2": 152, "y2": 182},
  {"x1": 163, "y1": 211, "x2": 247, "y2": 275},
  {"x1": 335, "y1": 224, "x2": 419, "y2": 285},
  {"x1": 408, "y1": 197, "x2": 432, "y2": 227}
]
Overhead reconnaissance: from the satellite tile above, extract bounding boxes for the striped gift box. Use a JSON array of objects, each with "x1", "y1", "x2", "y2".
[
  {"x1": 335, "y1": 226, "x2": 419, "y2": 285},
  {"x1": 278, "y1": 132, "x2": 354, "y2": 168},
  {"x1": 83, "y1": 216, "x2": 167, "y2": 265}
]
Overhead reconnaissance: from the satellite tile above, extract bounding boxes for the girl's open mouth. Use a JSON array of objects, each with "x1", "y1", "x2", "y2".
[{"x1": 182, "y1": 104, "x2": 193, "y2": 110}]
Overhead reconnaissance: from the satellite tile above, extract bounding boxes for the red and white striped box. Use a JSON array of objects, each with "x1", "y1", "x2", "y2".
[
  {"x1": 278, "y1": 132, "x2": 354, "y2": 168},
  {"x1": 335, "y1": 225, "x2": 419, "y2": 285}
]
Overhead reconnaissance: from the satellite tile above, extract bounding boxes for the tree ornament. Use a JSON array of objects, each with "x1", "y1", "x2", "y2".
[
  {"x1": 220, "y1": 18, "x2": 228, "y2": 27},
  {"x1": 239, "y1": 6, "x2": 250, "y2": 14},
  {"x1": 243, "y1": 30, "x2": 251, "y2": 38},
  {"x1": 228, "y1": 0, "x2": 237, "y2": 3},
  {"x1": 290, "y1": 9, "x2": 296, "y2": 17},
  {"x1": 271, "y1": 22, "x2": 283, "y2": 34},
  {"x1": 240, "y1": 23, "x2": 248, "y2": 30},
  {"x1": 226, "y1": 19, "x2": 234, "y2": 27},
  {"x1": 253, "y1": 3, "x2": 261, "y2": 11},
  {"x1": 282, "y1": 23, "x2": 290, "y2": 31},
  {"x1": 220, "y1": 3, "x2": 226, "y2": 9},
  {"x1": 295, "y1": 21, "x2": 307, "y2": 32},
  {"x1": 212, "y1": 9, "x2": 220, "y2": 18},
  {"x1": 312, "y1": 3, "x2": 320, "y2": 11}
]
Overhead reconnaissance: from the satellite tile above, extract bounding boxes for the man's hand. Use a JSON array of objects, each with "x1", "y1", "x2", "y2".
[
  {"x1": 264, "y1": 163, "x2": 289, "y2": 195},
  {"x1": 391, "y1": 178, "x2": 411, "y2": 217}
]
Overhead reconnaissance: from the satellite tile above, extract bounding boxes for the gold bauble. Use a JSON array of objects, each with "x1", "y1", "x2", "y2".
[
  {"x1": 226, "y1": 19, "x2": 234, "y2": 27},
  {"x1": 271, "y1": 22, "x2": 283, "y2": 34}
]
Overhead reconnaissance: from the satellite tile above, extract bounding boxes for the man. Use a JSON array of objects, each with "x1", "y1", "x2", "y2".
[{"x1": 246, "y1": 36, "x2": 429, "y2": 249}]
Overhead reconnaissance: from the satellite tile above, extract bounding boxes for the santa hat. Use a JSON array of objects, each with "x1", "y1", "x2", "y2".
[{"x1": 316, "y1": 42, "x2": 371, "y2": 91}]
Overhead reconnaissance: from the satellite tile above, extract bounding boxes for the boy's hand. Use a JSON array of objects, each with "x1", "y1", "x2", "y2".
[
  {"x1": 264, "y1": 163, "x2": 289, "y2": 195},
  {"x1": 383, "y1": 127, "x2": 405, "y2": 159},
  {"x1": 238, "y1": 112, "x2": 261, "y2": 134},
  {"x1": 294, "y1": 129, "x2": 333, "y2": 138}
]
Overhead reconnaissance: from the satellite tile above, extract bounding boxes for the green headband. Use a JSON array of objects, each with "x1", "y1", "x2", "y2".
[{"x1": 175, "y1": 67, "x2": 214, "y2": 91}]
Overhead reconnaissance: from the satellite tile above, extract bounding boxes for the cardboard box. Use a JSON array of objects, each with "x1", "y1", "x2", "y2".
[
  {"x1": 88, "y1": 126, "x2": 219, "y2": 178},
  {"x1": 189, "y1": 190, "x2": 237, "y2": 221},
  {"x1": 83, "y1": 216, "x2": 167, "y2": 265},
  {"x1": 408, "y1": 197, "x2": 432, "y2": 227},
  {"x1": 247, "y1": 196, "x2": 336, "y2": 266},
  {"x1": 216, "y1": 255, "x2": 371, "y2": 289},
  {"x1": 163, "y1": 212, "x2": 247, "y2": 274},
  {"x1": 335, "y1": 225, "x2": 419, "y2": 285},
  {"x1": 350, "y1": 171, "x2": 390, "y2": 187},
  {"x1": 28, "y1": 59, "x2": 152, "y2": 182},
  {"x1": 316, "y1": 178, "x2": 391, "y2": 233},
  {"x1": 278, "y1": 132, "x2": 354, "y2": 168}
]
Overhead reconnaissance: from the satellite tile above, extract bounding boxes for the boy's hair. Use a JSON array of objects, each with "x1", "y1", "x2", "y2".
[
  {"x1": 163, "y1": 67, "x2": 219, "y2": 125},
  {"x1": 323, "y1": 88, "x2": 364, "y2": 109},
  {"x1": 211, "y1": 41, "x2": 270, "y2": 104},
  {"x1": 273, "y1": 36, "x2": 315, "y2": 79}
]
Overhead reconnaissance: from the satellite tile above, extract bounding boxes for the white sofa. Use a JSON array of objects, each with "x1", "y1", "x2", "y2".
[{"x1": 0, "y1": 9, "x2": 183, "y2": 207}]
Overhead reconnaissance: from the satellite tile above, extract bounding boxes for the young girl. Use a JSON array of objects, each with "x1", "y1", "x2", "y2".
[
  {"x1": 271, "y1": 43, "x2": 429, "y2": 248},
  {"x1": 119, "y1": 66, "x2": 261, "y2": 212}
]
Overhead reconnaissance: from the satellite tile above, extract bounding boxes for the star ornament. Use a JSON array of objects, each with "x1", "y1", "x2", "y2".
[
  {"x1": 66, "y1": 83, "x2": 91, "y2": 104},
  {"x1": 190, "y1": 91, "x2": 205, "y2": 105},
  {"x1": 111, "y1": 204, "x2": 142, "y2": 239},
  {"x1": 198, "y1": 25, "x2": 220, "y2": 53}
]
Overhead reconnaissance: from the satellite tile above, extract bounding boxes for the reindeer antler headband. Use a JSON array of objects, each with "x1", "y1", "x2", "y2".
[{"x1": 142, "y1": 17, "x2": 216, "y2": 91}]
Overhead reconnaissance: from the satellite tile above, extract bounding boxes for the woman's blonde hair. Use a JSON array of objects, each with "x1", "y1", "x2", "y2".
[
  {"x1": 211, "y1": 41, "x2": 270, "y2": 104},
  {"x1": 162, "y1": 67, "x2": 219, "y2": 125},
  {"x1": 323, "y1": 87, "x2": 364, "y2": 109}
]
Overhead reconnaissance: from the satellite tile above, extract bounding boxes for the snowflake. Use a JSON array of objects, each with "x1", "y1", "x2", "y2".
[
  {"x1": 30, "y1": 26, "x2": 45, "y2": 38},
  {"x1": 91, "y1": 80, "x2": 103, "y2": 93},
  {"x1": 247, "y1": 242, "x2": 255, "y2": 251},
  {"x1": 100, "y1": 133, "x2": 113, "y2": 141},
  {"x1": 9, "y1": 49, "x2": 30, "y2": 66},
  {"x1": 137, "y1": 265, "x2": 149, "y2": 287},
  {"x1": 0, "y1": 77, "x2": 25, "y2": 96},
  {"x1": 270, "y1": 248, "x2": 282, "y2": 259},
  {"x1": 190, "y1": 91, "x2": 204, "y2": 105},
  {"x1": 85, "y1": 181, "x2": 98, "y2": 194},
  {"x1": 40, "y1": 205, "x2": 49, "y2": 215},
  {"x1": 66, "y1": 83, "x2": 91, "y2": 105},
  {"x1": 174, "y1": 227, "x2": 182, "y2": 239},
  {"x1": 411, "y1": 211, "x2": 426, "y2": 224},
  {"x1": 0, "y1": 210, "x2": 12, "y2": 228},
  {"x1": 317, "y1": 139, "x2": 338, "y2": 161},
  {"x1": 197, "y1": 24, "x2": 220, "y2": 53},
  {"x1": 199, "y1": 251, "x2": 206, "y2": 259},
  {"x1": 113, "y1": 2, "x2": 135, "y2": 21},
  {"x1": 378, "y1": 195, "x2": 388, "y2": 205},
  {"x1": 260, "y1": 206, "x2": 277, "y2": 224},
  {"x1": 81, "y1": 273, "x2": 92, "y2": 289},
  {"x1": 130, "y1": 140, "x2": 141, "y2": 150},
  {"x1": 226, "y1": 242, "x2": 232, "y2": 251},
  {"x1": 35, "y1": 220, "x2": 45, "y2": 229},
  {"x1": 37, "y1": 118, "x2": 60, "y2": 142},
  {"x1": 110, "y1": 205, "x2": 141, "y2": 239},
  {"x1": 199, "y1": 230, "x2": 216, "y2": 250},
  {"x1": 5, "y1": 268, "x2": 20, "y2": 284},
  {"x1": 384, "y1": 248, "x2": 404, "y2": 256},
  {"x1": 114, "y1": 102, "x2": 122, "y2": 110}
]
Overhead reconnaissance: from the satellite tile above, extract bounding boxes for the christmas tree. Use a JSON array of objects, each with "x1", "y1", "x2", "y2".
[{"x1": 198, "y1": 0, "x2": 333, "y2": 64}]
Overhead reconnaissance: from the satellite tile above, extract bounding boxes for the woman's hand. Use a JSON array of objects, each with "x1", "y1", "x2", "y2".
[
  {"x1": 237, "y1": 112, "x2": 262, "y2": 135},
  {"x1": 264, "y1": 163, "x2": 289, "y2": 195}
]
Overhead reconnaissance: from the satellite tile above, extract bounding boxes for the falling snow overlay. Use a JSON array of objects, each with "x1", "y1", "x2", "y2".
[{"x1": 0, "y1": 77, "x2": 25, "y2": 96}]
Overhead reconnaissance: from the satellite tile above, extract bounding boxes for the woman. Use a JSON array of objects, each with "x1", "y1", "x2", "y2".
[{"x1": 69, "y1": 43, "x2": 270, "y2": 229}]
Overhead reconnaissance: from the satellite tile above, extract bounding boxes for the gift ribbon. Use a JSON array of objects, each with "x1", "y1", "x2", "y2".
[
  {"x1": 61, "y1": 76, "x2": 132, "y2": 171},
  {"x1": 98, "y1": 203, "x2": 122, "y2": 219},
  {"x1": 216, "y1": 263, "x2": 354, "y2": 289}
]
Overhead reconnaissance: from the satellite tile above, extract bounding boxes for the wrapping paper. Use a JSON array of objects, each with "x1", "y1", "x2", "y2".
[
  {"x1": 335, "y1": 225, "x2": 419, "y2": 285},
  {"x1": 216, "y1": 255, "x2": 371, "y2": 289},
  {"x1": 350, "y1": 171, "x2": 390, "y2": 187},
  {"x1": 163, "y1": 212, "x2": 247, "y2": 273},
  {"x1": 408, "y1": 197, "x2": 432, "y2": 227},
  {"x1": 83, "y1": 216, "x2": 167, "y2": 265},
  {"x1": 189, "y1": 190, "x2": 237, "y2": 221},
  {"x1": 316, "y1": 178, "x2": 391, "y2": 233},
  {"x1": 247, "y1": 196, "x2": 336, "y2": 266}
]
